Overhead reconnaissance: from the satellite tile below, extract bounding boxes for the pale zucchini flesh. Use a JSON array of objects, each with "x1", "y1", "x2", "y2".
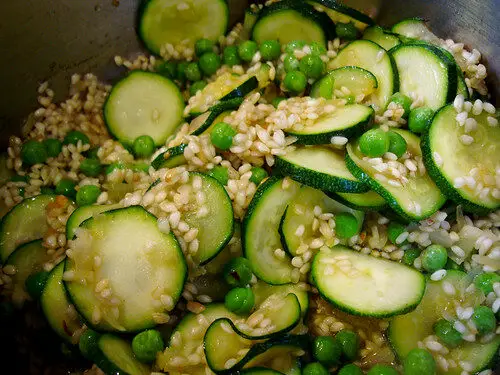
[{"x1": 311, "y1": 66, "x2": 378, "y2": 100}]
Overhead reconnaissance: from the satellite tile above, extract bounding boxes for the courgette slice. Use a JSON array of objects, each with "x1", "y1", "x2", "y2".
[
  {"x1": 346, "y1": 129, "x2": 446, "y2": 221},
  {"x1": 307, "y1": 0, "x2": 374, "y2": 30},
  {"x1": 276, "y1": 146, "x2": 369, "y2": 194},
  {"x1": 138, "y1": 0, "x2": 229, "y2": 55},
  {"x1": 421, "y1": 104, "x2": 500, "y2": 213},
  {"x1": 362, "y1": 25, "x2": 401, "y2": 50},
  {"x1": 189, "y1": 98, "x2": 243, "y2": 136},
  {"x1": 66, "y1": 204, "x2": 121, "y2": 240},
  {"x1": 328, "y1": 190, "x2": 387, "y2": 211},
  {"x1": 389, "y1": 270, "x2": 500, "y2": 375},
  {"x1": 0, "y1": 194, "x2": 56, "y2": 262},
  {"x1": 241, "y1": 369, "x2": 285, "y2": 375},
  {"x1": 242, "y1": 177, "x2": 301, "y2": 285},
  {"x1": 104, "y1": 71, "x2": 184, "y2": 146},
  {"x1": 284, "y1": 104, "x2": 374, "y2": 144},
  {"x1": 64, "y1": 206, "x2": 186, "y2": 332},
  {"x1": 312, "y1": 245, "x2": 425, "y2": 317},
  {"x1": 252, "y1": 281, "x2": 309, "y2": 319},
  {"x1": 150, "y1": 144, "x2": 187, "y2": 170},
  {"x1": 96, "y1": 334, "x2": 151, "y2": 375}
]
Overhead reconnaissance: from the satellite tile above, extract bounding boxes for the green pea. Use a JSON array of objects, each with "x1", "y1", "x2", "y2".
[
  {"x1": 224, "y1": 287, "x2": 255, "y2": 315},
  {"x1": 472, "y1": 306, "x2": 496, "y2": 334},
  {"x1": 283, "y1": 54, "x2": 300, "y2": 72},
  {"x1": 63, "y1": 131, "x2": 90, "y2": 146},
  {"x1": 133, "y1": 135, "x2": 155, "y2": 159},
  {"x1": 285, "y1": 40, "x2": 306, "y2": 54},
  {"x1": 403, "y1": 248, "x2": 421, "y2": 266},
  {"x1": 404, "y1": 349, "x2": 436, "y2": 375},
  {"x1": 335, "y1": 329, "x2": 360, "y2": 361},
  {"x1": 299, "y1": 54, "x2": 325, "y2": 79},
  {"x1": 190, "y1": 81, "x2": 208, "y2": 96},
  {"x1": 85, "y1": 146, "x2": 100, "y2": 160},
  {"x1": 284, "y1": 71, "x2": 307, "y2": 93},
  {"x1": 21, "y1": 140, "x2": 48, "y2": 166},
  {"x1": 366, "y1": 364, "x2": 399, "y2": 375},
  {"x1": 421, "y1": 244, "x2": 448, "y2": 273},
  {"x1": 238, "y1": 40, "x2": 258, "y2": 62},
  {"x1": 223, "y1": 46, "x2": 242, "y2": 67},
  {"x1": 25, "y1": 271, "x2": 50, "y2": 300},
  {"x1": 40, "y1": 186, "x2": 55, "y2": 195},
  {"x1": 302, "y1": 362, "x2": 329, "y2": 375},
  {"x1": 105, "y1": 162, "x2": 125, "y2": 175},
  {"x1": 195, "y1": 38, "x2": 215, "y2": 57},
  {"x1": 210, "y1": 122, "x2": 237, "y2": 150},
  {"x1": 387, "y1": 221, "x2": 407, "y2": 244},
  {"x1": 387, "y1": 131, "x2": 407, "y2": 158},
  {"x1": 156, "y1": 61, "x2": 177, "y2": 79},
  {"x1": 18, "y1": 187, "x2": 25, "y2": 197},
  {"x1": 390, "y1": 92, "x2": 412, "y2": 117},
  {"x1": 176, "y1": 62, "x2": 190, "y2": 82},
  {"x1": 76, "y1": 185, "x2": 101, "y2": 206},
  {"x1": 79, "y1": 329, "x2": 101, "y2": 360},
  {"x1": 55, "y1": 179, "x2": 77, "y2": 198},
  {"x1": 132, "y1": 329, "x2": 165, "y2": 363},
  {"x1": 185, "y1": 62, "x2": 202, "y2": 82},
  {"x1": 335, "y1": 213, "x2": 360, "y2": 239},
  {"x1": 223, "y1": 257, "x2": 253, "y2": 287},
  {"x1": 445, "y1": 258, "x2": 463, "y2": 271},
  {"x1": 474, "y1": 272, "x2": 500, "y2": 295},
  {"x1": 345, "y1": 95, "x2": 356, "y2": 104},
  {"x1": 338, "y1": 364, "x2": 363, "y2": 375},
  {"x1": 408, "y1": 107, "x2": 434, "y2": 134},
  {"x1": 259, "y1": 40, "x2": 281, "y2": 61},
  {"x1": 309, "y1": 42, "x2": 327, "y2": 56},
  {"x1": 79, "y1": 158, "x2": 102, "y2": 177},
  {"x1": 433, "y1": 319, "x2": 463, "y2": 348},
  {"x1": 43, "y1": 138, "x2": 63, "y2": 158},
  {"x1": 272, "y1": 97, "x2": 286, "y2": 108},
  {"x1": 10, "y1": 175, "x2": 29, "y2": 183},
  {"x1": 207, "y1": 166, "x2": 229, "y2": 185},
  {"x1": 199, "y1": 52, "x2": 221, "y2": 76},
  {"x1": 336, "y1": 22, "x2": 358, "y2": 40},
  {"x1": 312, "y1": 336, "x2": 342, "y2": 366},
  {"x1": 359, "y1": 128, "x2": 390, "y2": 158},
  {"x1": 250, "y1": 167, "x2": 268, "y2": 185}
]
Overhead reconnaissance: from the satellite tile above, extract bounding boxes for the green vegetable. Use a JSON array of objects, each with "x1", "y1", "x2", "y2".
[
  {"x1": 284, "y1": 70, "x2": 307, "y2": 93},
  {"x1": 272, "y1": 97, "x2": 286, "y2": 108},
  {"x1": 345, "y1": 95, "x2": 355, "y2": 104},
  {"x1": 190, "y1": 80, "x2": 208, "y2": 96},
  {"x1": 387, "y1": 221, "x2": 407, "y2": 244},
  {"x1": 309, "y1": 42, "x2": 327, "y2": 56},
  {"x1": 474, "y1": 272, "x2": 500, "y2": 295},
  {"x1": 472, "y1": 306, "x2": 496, "y2": 334},
  {"x1": 185, "y1": 62, "x2": 202, "y2": 82},
  {"x1": 18, "y1": 187, "x2": 25, "y2": 197},
  {"x1": 445, "y1": 258, "x2": 463, "y2": 271},
  {"x1": 176, "y1": 62, "x2": 189, "y2": 82},
  {"x1": 223, "y1": 257, "x2": 253, "y2": 287},
  {"x1": 79, "y1": 158, "x2": 102, "y2": 177},
  {"x1": 224, "y1": 287, "x2": 255, "y2": 315},
  {"x1": 238, "y1": 40, "x2": 258, "y2": 62},
  {"x1": 433, "y1": 319, "x2": 462, "y2": 348},
  {"x1": 105, "y1": 162, "x2": 125, "y2": 175},
  {"x1": 195, "y1": 38, "x2": 215, "y2": 57},
  {"x1": 85, "y1": 146, "x2": 100, "y2": 160},
  {"x1": 40, "y1": 186, "x2": 55, "y2": 195},
  {"x1": 43, "y1": 138, "x2": 63, "y2": 158},
  {"x1": 335, "y1": 329, "x2": 360, "y2": 361},
  {"x1": 390, "y1": 92, "x2": 412, "y2": 117},
  {"x1": 285, "y1": 40, "x2": 306, "y2": 54},
  {"x1": 250, "y1": 167, "x2": 268, "y2": 185},
  {"x1": 259, "y1": 40, "x2": 281, "y2": 61},
  {"x1": 55, "y1": 179, "x2": 77, "y2": 198},
  {"x1": 133, "y1": 135, "x2": 156, "y2": 159},
  {"x1": 335, "y1": 213, "x2": 360, "y2": 239},
  {"x1": 156, "y1": 60, "x2": 177, "y2": 79},
  {"x1": 312, "y1": 336, "x2": 342, "y2": 367},
  {"x1": 387, "y1": 131, "x2": 407, "y2": 158},
  {"x1": 63, "y1": 131, "x2": 90, "y2": 146},
  {"x1": 210, "y1": 122, "x2": 237, "y2": 150},
  {"x1": 421, "y1": 244, "x2": 448, "y2": 273},
  {"x1": 338, "y1": 364, "x2": 363, "y2": 375},
  {"x1": 199, "y1": 52, "x2": 221, "y2": 76},
  {"x1": 223, "y1": 46, "x2": 242, "y2": 67},
  {"x1": 21, "y1": 140, "x2": 48, "y2": 166},
  {"x1": 76, "y1": 185, "x2": 101, "y2": 206},
  {"x1": 283, "y1": 54, "x2": 300, "y2": 72},
  {"x1": 408, "y1": 107, "x2": 434, "y2": 134},
  {"x1": 132, "y1": 329, "x2": 165, "y2": 363},
  {"x1": 336, "y1": 22, "x2": 358, "y2": 40},
  {"x1": 302, "y1": 362, "x2": 329, "y2": 375},
  {"x1": 10, "y1": 175, "x2": 29, "y2": 183},
  {"x1": 299, "y1": 54, "x2": 325, "y2": 79},
  {"x1": 403, "y1": 248, "x2": 421, "y2": 266},
  {"x1": 366, "y1": 364, "x2": 399, "y2": 375},
  {"x1": 359, "y1": 128, "x2": 390, "y2": 158},
  {"x1": 403, "y1": 348, "x2": 436, "y2": 375},
  {"x1": 207, "y1": 166, "x2": 229, "y2": 185},
  {"x1": 25, "y1": 271, "x2": 50, "y2": 300},
  {"x1": 79, "y1": 329, "x2": 101, "y2": 360}
]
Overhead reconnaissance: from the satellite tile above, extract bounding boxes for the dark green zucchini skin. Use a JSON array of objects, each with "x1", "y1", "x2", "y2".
[{"x1": 308, "y1": 0, "x2": 375, "y2": 26}]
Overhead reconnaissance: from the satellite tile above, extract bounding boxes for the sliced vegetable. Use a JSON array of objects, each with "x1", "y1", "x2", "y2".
[
  {"x1": 150, "y1": 144, "x2": 187, "y2": 170},
  {"x1": 328, "y1": 190, "x2": 387, "y2": 211},
  {"x1": 66, "y1": 204, "x2": 121, "y2": 240},
  {"x1": 251, "y1": 281, "x2": 309, "y2": 319},
  {"x1": 362, "y1": 26, "x2": 401, "y2": 50},
  {"x1": 96, "y1": 334, "x2": 151, "y2": 375},
  {"x1": 311, "y1": 67, "x2": 378, "y2": 101},
  {"x1": 189, "y1": 98, "x2": 243, "y2": 136},
  {"x1": 307, "y1": 0, "x2": 374, "y2": 30}
]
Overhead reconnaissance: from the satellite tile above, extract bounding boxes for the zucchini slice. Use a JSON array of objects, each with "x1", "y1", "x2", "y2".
[
  {"x1": 389, "y1": 270, "x2": 500, "y2": 375},
  {"x1": 252, "y1": 281, "x2": 309, "y2": 319},
  {"x1": 104, "y1": 71, "x2": 184, "y2": 146},
  {"x1": 346, "y1": 129, "x2": 446, "y2": 221},
  {"x1": 328, "y1": 190, "x2": 387, "y2": 211},
  {"x1": 0, "y1": 194, "x2": 55, "y2": 262},
  {"x1": 64, "y1": 206, "x2": 186, "y2": 332},
  {"x1": 390, "y1": 43, "x2": 457, "y2": 110},
  {"x1": 307, "y1": 0, "x2": 374, "y2": 30},
  {"x1": 329, "y1": 40, "x2": 399, "y2": 111},
  {"x1": 421, "y1": 104, "x2": 500, "y2": 212},
  {"x1": 312, "y1": 246, "x2": 425, "y2": 317},
  {"x1": 66, "y1": 204, "x2": 121, "y2": 240},
  {"x1": 311, "y1": 66, "x2": 378, "y2": 101},
  {"x1": 138, "y1": 0, "x2": 229, "y2": 55},
  {"x1": 189, "y1": 98, "x2": 243, "y2": 136},
  {"x1": 279, "y1": 186, "x2": 364, "y2": 256},
  {"x1": 242, "y1": 177, "x2": 301, "y2": 285},
  {"x1": 150, "y1": 144, "x2": 187, "y2": 170},
  {"x1": 362, "y1": 25, "x2": 401, "y2": 50},
  {"x1": 241, "y1": 369, "x2": 285, "y2": 375},
  {"x1": 95, "y1": 334, "x2": 150, "y2": 375},
  {"x1": 276, "y1": 146, "x2": 369, "y2": 194},
  {"x1": 284, "y1": 104, "x2": 374, "y2": 144},
  {"x1": 251, "y1": 1, "x2": 334, "y2": 46},
  {"x1": 41, "y1": 262, "x2": 84, "y2": 343}
]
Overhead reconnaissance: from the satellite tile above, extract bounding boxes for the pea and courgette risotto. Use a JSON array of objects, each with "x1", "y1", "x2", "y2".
[{"x1": 1, "y1": 1, "x2": 499, "y2": 375}]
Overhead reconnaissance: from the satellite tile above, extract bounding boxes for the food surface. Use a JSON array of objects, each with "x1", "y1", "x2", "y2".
[{"x1": 0, "y1": 1, "x2": 499, "y2": 375}]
